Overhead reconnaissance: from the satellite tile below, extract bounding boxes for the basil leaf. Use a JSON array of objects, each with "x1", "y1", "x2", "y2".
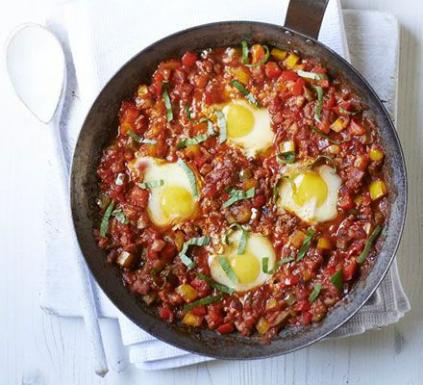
[
  {"x1": 127, "y1": 129, "x2": 157, "y2": 144},
  {"x1": 296, "y1": 228, "x2": 315, "y2": 261},
  {"x1": 241, "y1": 40, "x2": 249, "y2": 64},
  {"x1": 222, "y1": 187, "x2": 255, "y2": 208},
  {"x1": 262, "y1": 257, "x2": 273, "y2": 274},
  {"x1": 197, "y1": 273, "x2": 234, "y2": 294},
  {"x1": 112, "y1": 208, "x2": 128, "y2": 225},
  {"x1": 219, "y1": 256, "x2": 239, "y2": 283},
  {"x1": 177, "y1": 159, "x2": 199, "y2": 199},
  {"x1": 297, "y1": 70, "x2": 327, "y2": 80},
  {"x1": 330, "y1": 269, "x2": 344, "y2": 291},
  {"x1": 177, "y1": 133, "x2": 210, "y2": 149},
  {"x1": 277, "y1": 151, "x2": 296, "y2": 164},
  {"x1": 356, "y1": 225, "x2": 383, "y2": 264},
  {"x1": 137, "y1": 180, "x2": 164, "y2": 189},
  {"x1": 162, "y1": 83, "x2": 173, "y2": 122},
  {"x1": 185, "y1": 104, "x2": 192, "y2": 120},
  {"x1": 179, "y1": 236, "x2": 211, "y2": 270},
  {"x1": 230, "y1": 80, "x2": 259, "y2": 107},
  {"x1": 99, "y1": 200, "x2": 115, "y2": 237},
  {"x1": 308, "y1": 283, "x2": 322, "y2": 302},
  {"x1": 313, "y1": 85, "x2": 324, "y2": 121},
  {"x1": 183, "y1": 294, "x2": 223, "y2": 311},
  {"x1": 279, "y1": 256, "x2": 295, "y2": 265},
  {"x1": 237, "y1": 228, "x2": 249, "y2": 254},
  {"x1": 216, "y1": 111, "x2": 227, "y2": 144}
]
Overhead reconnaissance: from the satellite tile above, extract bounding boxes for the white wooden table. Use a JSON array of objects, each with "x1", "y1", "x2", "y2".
[{"x1": 1, "y1": 0, "x2": 422, "y2": 384}]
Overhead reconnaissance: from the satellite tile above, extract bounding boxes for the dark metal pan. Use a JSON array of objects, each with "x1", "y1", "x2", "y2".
[{"x1": 70, "y1": 0, "x2": 407, "y2": 359}]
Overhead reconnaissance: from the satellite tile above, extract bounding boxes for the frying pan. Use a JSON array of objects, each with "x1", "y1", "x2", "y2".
[{"x1": 70, "y1": 0, "x2": 407, "y2": 359}]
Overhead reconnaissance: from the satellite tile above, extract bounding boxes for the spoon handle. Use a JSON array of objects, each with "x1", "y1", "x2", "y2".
[{"x1": 50, "y1": 113, "x2": 109, "y2": 377}]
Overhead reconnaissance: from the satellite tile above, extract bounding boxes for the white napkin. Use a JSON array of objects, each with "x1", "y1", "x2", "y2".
[{"x1": 41, "y1": 0, "x2": 410, "y2": 371}]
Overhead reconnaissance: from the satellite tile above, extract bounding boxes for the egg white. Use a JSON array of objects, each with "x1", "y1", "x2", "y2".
[
  {"x1": 128, "y1": 156, "x2": 198, "y2": 227},
  {"x1": 222, "y1": 99, "x2": 274, "y2": 157},
  {"x1": 208, "y1": 230, "x2": 276, "y2": 292},
  {"x1": 278, "y1": 164, "x2": 341, "y2": 224}
]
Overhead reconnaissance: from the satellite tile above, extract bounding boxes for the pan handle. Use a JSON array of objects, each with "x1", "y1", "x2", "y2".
[{"x1": 284, "y1": 0, "x2": 329, "y2": 40}]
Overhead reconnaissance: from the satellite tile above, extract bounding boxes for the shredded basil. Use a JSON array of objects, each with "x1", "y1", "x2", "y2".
[
  {"x1": 230, "y1": 80, "x2": 259, "y2": 107},
  {"x1": 237, "y1": 228, "x2": 249, "y2": 254},
  {"x1": 219, "y1": 256, "x2": 239, "y2": 283},
  {"x1": 179, "y1": 236, "x2": 211, "y2": 270},
  {"x1": 112, "y1": 208, "x2": 128, "y2": 225},
  {"x1": 99, "y1": 200, "x2": 115, "y2": 237},
  {"x1": 137, "y1": 180, "x2": 164, "y2": 189},
  {"x1": 296, "y1": 228, "x2": 316, "y2": 261},
  {"x1": 356, "y1": 225, "x2": 383, "y2": 264},
  {"x1": 197, "y1": 273, "x2": 234, "y2": 294},
  {"x1": 262, "y1": 257, "x2": 273, "y2": 274},
  {"x1": 177, "y1": 159, "x2": 199, "y2": 199},
  {"x1": 308, "y1": 283, "x2": 322, "y2": 302},
  {"x1": 162, "y1": 83, "x2": 173, "y2": 122},
  {"x1": 330, "y1": 269, "x2": 344, "y2": 291},
  {"x1": 241, "y1": 40, "x2": 249, "y2": 64},
  {"x1": 313, "y1": 85, "x2": 324, "y2": 121},
  {"x1": 177, "y1": 133, "x2": 209, "y2": 149},
  {"x1": 185, "y1": 104, "x2": 192, "y2": 120},
  {"x1": 216, "y1": 111, "x2": 227, "y2": 144},
  {"x1": 297, "y1": 70, "x2": 327, "y2": 80},
  {"x1": 183, "y1": 294, "x2": 223, "y2": 311},
  {"x1": 223, "y1": 188, "x2": 255, "y2": 208},
  {"x1": 277, "y1": 151, "x2": 296, "y2": 164},
  {"x1": 127, "y1": 129, "x2": 157, "y2": 144}
]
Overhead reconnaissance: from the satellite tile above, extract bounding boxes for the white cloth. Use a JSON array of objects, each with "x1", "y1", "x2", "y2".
[{"x1": 41, "y1": 0, "x2": 410, "y2": 371}]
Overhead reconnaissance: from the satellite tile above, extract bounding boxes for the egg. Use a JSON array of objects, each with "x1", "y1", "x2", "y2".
[
  {"x1": 128, "y1": 156, "x2": 198, "y2": 227},
  {"x1": 208, "y1": 230, "x2": 276, "y2": 292},
  {"x1": 278, "y1": 164, "x2": 341, "y2": 224},
  {"x1": 222, "y1": 99, "x2": 274, "y2": 157}
]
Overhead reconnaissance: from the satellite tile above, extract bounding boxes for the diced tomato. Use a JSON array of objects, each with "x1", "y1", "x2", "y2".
[
  {"x1": 344, "y1": 259, "x2": 358, "y2": 281},
  {"x1": 264, "y1": 61, "x2": 281, "y2": 79},
  {"x1": 311, "y1": 65, "x2": 327, "y2": 74},
  {"x1": 302, "y1": 311, "x2": 313, "y2": 325},
  {"x1": 181, "y1": 51, "x2": 198, "y2": 68},
  {"x1": 349, "y1": 119, "x2": 366, "y2": 136},
  {"x1": 190, "y1": 277, "x2": 211, "y2": 297},
  {"x1": 160, "y1": 243, "x2": 177, "y2": 262},
  {"x1": 280, "y1": 70, "x2": 299, "y2": 82},
  {"x1": 216, "y1": 322, "x2": 234, "y2": 334},
  {"x1": 128, "y1": 186, "x2": 149, "y2": 208},
  {"x1": 338, "y1": 188, "x2": 354, "y2": 211},
  {"x1": 119, "y1": 101, "x2": 139, "y2": 124},
  {"x1": 295, "y1": 300, "x2": 311, "y2": 312},
  {"x1": 252, "y1": 194, "x2": 266, "y2": 208},
  {"x1": 191, "y1": 305, "x2": 207, "y2": 316},
  {"x1": 159, "y1": 306, "x2": 172, "y2": 321},
  {"x1": 292, "y1": 78, "x2": 305, "y2": 96}
]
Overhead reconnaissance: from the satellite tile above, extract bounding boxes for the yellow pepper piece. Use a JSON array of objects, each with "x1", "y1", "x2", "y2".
[
  {"x1": 369, "y1": 148, "x2": 384, "y2": 161},
  {"x1": 317, "y1": 237, "x2": 332, "y2": 251},
  {"x1": 256, "y1": 317, "x2": 270, "y2": 335},
  {"x1": 271, "y1": 48, "x2": 287, "y2": 60},
  {"x1": 176, "y1": 284, "x2": 198, "y2": 303},
  {"x1": 229, "y1": 67, "x2": 250, "y2": 85},
  {"x1": 330, "y1": 116, "x2": 349, "y2": 133},
  {"x1": 290, "y1": 230, "x2": 305, "y2": 249},
  {"x1": 284, "y1": 53, "x2": 300, "y2": 69},
  {"x1": 369, "y1": 180, "x2": 387, "y2": 200},
  {"x1": 137, "y1": 84, "x2": 149, "y2": 97},
  {"x1": 266, "y1": 298, "x2": 278, "y2": 310},
  {"x1": 182, "y1": 312, "x2": 202, "y2": 327}
]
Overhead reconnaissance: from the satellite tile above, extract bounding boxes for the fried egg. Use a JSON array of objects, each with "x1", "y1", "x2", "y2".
[
  {"x1": 278, "y1": 164, "x2": 341, "y2": 224},
  {"x1": 208, "y1": 230, "x2": 276, "y2": 292},
  {"x1": 128, "y1": 156, "x2": 198, "y2": 227},
  {"x1": 222, "y1": 99, "x2": 274, "y2": 157}
]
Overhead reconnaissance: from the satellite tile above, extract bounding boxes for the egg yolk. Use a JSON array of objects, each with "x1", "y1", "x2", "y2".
[
  {"x1": 160, "y1": 185, "x2": 194, "y2": 221},
  {"x1": 293, "y1": 171, "x2": 328, "y2": 207},
  {"x1": 226, "y1": 103, "x2": 255, "y2": 138},
  {"x1": 230, "y1": 252, "x2": 260, "y2": 284}
]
